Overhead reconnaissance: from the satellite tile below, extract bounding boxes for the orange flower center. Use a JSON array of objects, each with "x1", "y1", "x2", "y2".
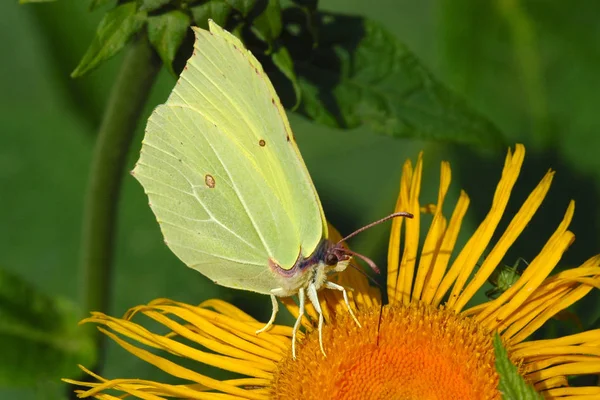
[{"x1": 271, "y1": 304, "x2": 500, "y2": 400}]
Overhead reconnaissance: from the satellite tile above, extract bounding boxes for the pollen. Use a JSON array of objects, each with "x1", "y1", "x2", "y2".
[{"x1": 272, "y1": 304, "x2": 501, "y2": 400}]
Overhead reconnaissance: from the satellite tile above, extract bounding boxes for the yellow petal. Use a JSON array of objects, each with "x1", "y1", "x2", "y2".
[
  {"x1": 475, "y1": 200, "x2": 575, "y2": 326},
  {"x1": 398, "y1": 153, "x2": 423, "y2": 305},
  {"x1": 422, "y1": 190, "x2": 470, "y2": 304},
  {"x1": 454, "y1": 170, "x2": 554, "y2": 313},
  {"x1": 412, "y1": 161, "x2": 451, "y2": 301},
  {"x1": 387, "y1": 156, "x2": 414, "y2": 304},
  {"x1": 434, "y1": 144, "x2": 526, "y2": 308}
]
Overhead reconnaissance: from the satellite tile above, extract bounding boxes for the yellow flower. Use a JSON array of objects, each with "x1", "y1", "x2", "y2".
[{"x1": 66, "y1": 144, "x2": 600, "y2": 399}]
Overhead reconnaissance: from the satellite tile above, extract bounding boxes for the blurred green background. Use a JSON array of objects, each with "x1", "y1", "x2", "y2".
[{"x1": 2, "y1": 0, "x2": 600, "y2": 398}]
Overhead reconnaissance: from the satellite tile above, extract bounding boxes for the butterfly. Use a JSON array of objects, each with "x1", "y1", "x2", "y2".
[{"x1": 132, "y1": 21, "x2": 411, "y2": 358}]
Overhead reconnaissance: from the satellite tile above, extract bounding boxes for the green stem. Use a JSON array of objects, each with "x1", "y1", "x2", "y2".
[{"x1": 79, "y1": 33, "x2": 161, "y2": 366}]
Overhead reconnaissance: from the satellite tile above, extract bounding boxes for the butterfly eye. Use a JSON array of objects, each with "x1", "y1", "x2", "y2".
[{"x1": 325, "y1": 253, "x2": 338, "y2": 266}]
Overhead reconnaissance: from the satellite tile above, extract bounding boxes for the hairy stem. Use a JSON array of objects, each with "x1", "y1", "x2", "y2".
[{"x1": 79, "y1": 33, "x2": 161, "y2": 367}]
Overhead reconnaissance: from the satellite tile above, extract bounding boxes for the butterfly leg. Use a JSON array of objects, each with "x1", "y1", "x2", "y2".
[
  {"x1": 307, "y1": 282, "x2": 326, "y2": 357},
  {"x1": 485, "y1": 288, "x2": 500, "y2": 300},
  {"x1": 256, "y1": 294, "x2": 278, "y2": 334},
  {"x1": 324, "y1": 281, "x2": 362, "y2": 328},
  {"x1": 292, "y1": 288, "x2": 305, "y2": 360}
]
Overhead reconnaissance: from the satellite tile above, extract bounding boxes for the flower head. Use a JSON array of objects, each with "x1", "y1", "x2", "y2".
[{"x1": 67, "y1": 145, "x2": 600, "y2": 399}]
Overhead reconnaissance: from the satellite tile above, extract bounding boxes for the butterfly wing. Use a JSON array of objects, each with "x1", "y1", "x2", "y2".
[{"x1": 132, "y1": 21, "x2": 327, "y2": 294}]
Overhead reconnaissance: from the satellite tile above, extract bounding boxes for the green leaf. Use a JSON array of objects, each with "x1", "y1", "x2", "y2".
[
  {"x1": 139, "y1": 0, "x2": 171, "y2": 12},
  {"x1": 190, "y1": 0, "x2": 233, "y2": 30},
  {"x1": 19, "y1": 0, "x2": 56, "y2": 3},
  {"x1": 494, "y1": 333, "x2": 542, "y2": 400},
  {"x1": 271, "y1": 45, "x2": 300, "y2": 108},
  {"x1": 290, "y1": 0, "x2": 317, "y2": 9},
  {"x1": 295, "y1": 13, "x2": 504, "y2": 147},
  {"x1": 0, "y1": 267, "x2": 95, "y2": 386},
  {"x1": 147, "y1": 10, "x2": 190, "y2": 75},
  {"x1": 89, "y1": 0, "x2": 113, "y2": 11},
  {"x1": 251, "y1": 0, "x2": 282, "y2": 44},
  {"x1": 72, "y1": 3, "x2": 147, "y2": 78},
  {"x1": 224, "y1": 0, "x2": 256, "y2": 16}
]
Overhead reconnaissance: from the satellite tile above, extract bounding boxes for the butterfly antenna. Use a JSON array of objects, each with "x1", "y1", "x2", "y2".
[
  {"x1": 376, "y1": 300, "x2": 384, "y2": 346},
  {"x1": 337, "y1": 211, "x2": 413, "y2": 245}
]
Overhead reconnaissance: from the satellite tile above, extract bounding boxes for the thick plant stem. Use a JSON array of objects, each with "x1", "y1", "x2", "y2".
[{"x1": 79, "y1": 33, "x2": 161, "y2": 367}]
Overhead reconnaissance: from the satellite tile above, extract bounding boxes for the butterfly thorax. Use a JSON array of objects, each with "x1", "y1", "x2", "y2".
[{"x1": 268, "y1": 239, "x2": 350, "y2": 297}]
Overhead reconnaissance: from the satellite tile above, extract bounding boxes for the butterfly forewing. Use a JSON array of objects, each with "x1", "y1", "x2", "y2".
[{"x1": 133, "y1": 22, "x2": 326, "y2": 294}]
